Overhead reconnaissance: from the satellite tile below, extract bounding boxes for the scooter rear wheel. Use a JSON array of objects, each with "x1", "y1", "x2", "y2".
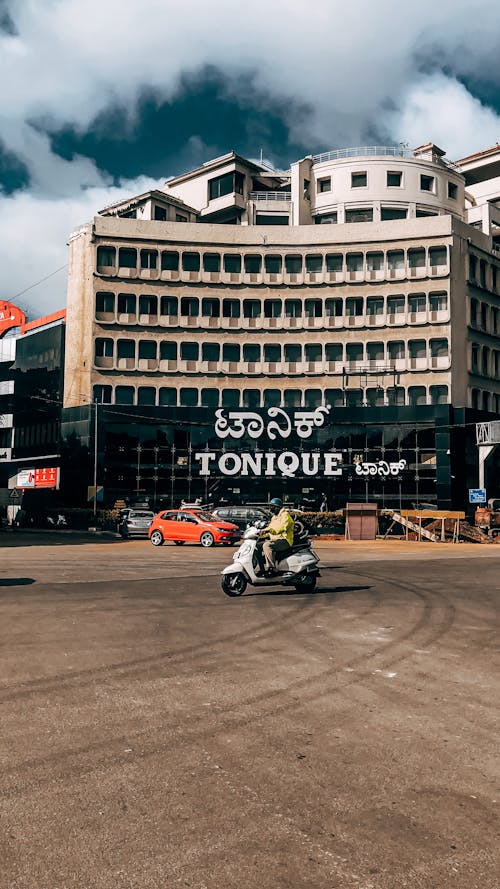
[
  {"x1": 293, "y1": 574, "x2": 317, "y2": 593},
  {"x1": 221, "y1": 572, "x2": 247, "y2": 597}
]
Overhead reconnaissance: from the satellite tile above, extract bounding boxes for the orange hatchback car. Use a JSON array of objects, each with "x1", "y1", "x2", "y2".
[{"x1": 148, "y1": 509, "x2": 241, "y2": 548}]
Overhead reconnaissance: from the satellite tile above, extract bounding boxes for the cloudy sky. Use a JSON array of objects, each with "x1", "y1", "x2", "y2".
[{"x1": 1, "y1": 0, "x2": 500, "y2": 316}]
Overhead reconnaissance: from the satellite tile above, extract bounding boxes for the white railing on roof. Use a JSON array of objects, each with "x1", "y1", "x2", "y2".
[
  {"x1": 250, "y1": 191, "x2": 292, "y2": 201},
  {"x1": 312, "y1": 146, "x2": 460, "y2": 172}
]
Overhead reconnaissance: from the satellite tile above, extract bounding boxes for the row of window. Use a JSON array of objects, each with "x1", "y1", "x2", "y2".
[
  {"x1": 470, "y1": 300, "x2": 499, "y2": 336},
  {"x1": 471, "y1": 344, "x2": 500, "y2": 378},
  {"x1": 95, "y1": 291, "x2": 449, "y2": 320},
  {"x1": 96, "y1": 245, "x2": 449, "y2": 275},
  {"x1": 470, "y1": 390, "x2": 500, "y2": 412},
  {"x1": 469, "y1": 255, "x2": 498, "y2": 293},
  {"x1": 93, "y1": 384, "x2": 450, "y2": 409},
  {"x1": 317, "y1": 171, "x2": 458, "y2": 198},
  {"x1": 94, "y1": 337, "x2": 450, "y2": 364}
]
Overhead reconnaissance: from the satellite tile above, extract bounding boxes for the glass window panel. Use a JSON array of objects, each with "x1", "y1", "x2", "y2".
[
  {"x1": 118, "y1": 248, "x2": 137, "y2": 268},
  {"x1": 161, "y1": 251, "x2": 179, "y2": 271}
]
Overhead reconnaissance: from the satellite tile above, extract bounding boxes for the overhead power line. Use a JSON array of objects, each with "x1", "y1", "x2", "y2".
[{"x1": 9, "y1": 264, "x2": 67, "y2": 303}]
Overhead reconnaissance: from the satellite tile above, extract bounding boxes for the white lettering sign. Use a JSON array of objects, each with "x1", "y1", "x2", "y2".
[
  {"x1": 214, "y1": 405, "x2": 330, "y2": 441},
  {"x1": 353, "y1": 458, "x2": 407, "y2": 477},
  {"x1": 195, "y1": 451, "x2": 343, "y2": 478}
]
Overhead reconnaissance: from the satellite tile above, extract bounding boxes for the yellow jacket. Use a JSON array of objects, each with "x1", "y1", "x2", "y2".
[{"x1": 267, "y1": 509, "x2": 294, "y2": 546}]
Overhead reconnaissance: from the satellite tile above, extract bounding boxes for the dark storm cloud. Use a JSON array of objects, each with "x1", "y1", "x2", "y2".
[
  {"x1": 43, "y1": 67, "x2": 312, "y2": 182},
  {"x1": 0, "y1": 141, "x2": 30, "y2": 193},
  {"x1": 0, "y1": 0, "x2": 17, "y2": 35}
]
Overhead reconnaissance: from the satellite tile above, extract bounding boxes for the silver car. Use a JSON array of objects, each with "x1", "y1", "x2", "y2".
[{"x1": 119, "y1": 509, "x2": 154, "y2": 538}]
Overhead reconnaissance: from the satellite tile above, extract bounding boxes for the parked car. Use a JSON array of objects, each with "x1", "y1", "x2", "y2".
[
  {"x1": 148, "y1": 509, "x2": 241, "y2": 547},
  {"x1": 211, "y1": 505, "x2": 272, "y2": 532},
  {"x1": 119, "y1": 509, "x2": 154, "y2": 538}
]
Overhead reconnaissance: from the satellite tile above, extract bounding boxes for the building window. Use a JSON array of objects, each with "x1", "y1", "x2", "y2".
[
  {"x1": 387, "y1": 296, "x2": 405, "y2": 315},
  {"x1": 345, "y1": 208, "x2": 373, "y2": 223},
  {"x1": 492, "y1": 266, "x2": 497, "y2": 292},
  {"x1": 115, "y1": 386, "x2": 135, "y2": 405},
  {"x1": 387, "y1": 171, "x2": 402, "y2": 187},
  {"x1": 140, "y1": 249, "x2": 157, "y2": 270},
  {"x1": 265, "y1": 255, "x2": 282, "y2": 274},
  {"x1": 176, "y1": 214, "x2": 188, "y2": 222},
  {"x1": 447, "y1": 182, "x2": 457, "y2": 200},
  {"x1": 202, "y1": 343, "x2": 219, "y2": 362},
  {"x1": 408, "y1": 294, "x2": 426, "y2": 313},
  {"x1": 285, "y1": 344, "x2": 301, "y2": 363},
  {"x1": 388, "y1": 341, "x2": 405, "y2": 360},
  {"x1": 138, "y1": 387, "x2": 156, "y2": 406},
  {"x1": 326, "y1": 253, "x2": 343, "y2": 272},
  {"x1": 420, "y1": 174, "x2": 435, "y2": 192},
  {"x1": 256, "y1": 214, "x2": 289, "y2": 225},
  {"x1": 429, "y1": 246, "x2": 447, "y2": 267},
  {"x1": 138, "y1": 341, "x2": 157, "y2": 360},
  {"x1": 95, "y1": 338, "x2": 113, "y2": 358},
  {"x1": 284, "y1": 390, "x2": 302, "y2": 408},
  {"x1": 366, "y1": 297, "x2": 384, "y2": 316},
  {"x1": 305, "y1": 344, "x2": 322, "y2": 362},
  {"x1": 325, "y1": 388, "x2": 345, "y2": 407},
  {"x1": 97, "y1": 246, "x2": 115, "y2": 268},
  {"x1": 208, "y1": 171, "x2": 244, "y2": 200},
  {"x1": 430, "y1": 385, "x2": 449, "y2": 405},
  {"x1": 244, "y1": 254, "x2": 262, "y2": 274},
  {"x1": 305, "y1": 389, "x2": 322, "y2": 408},
  {"x1": 345, "y1": 298, "x2": 363, "y2": 317},
  {"x1": 263, "y1": 390, "x2": 281, "y2": 407},
  {"x1": 161, "y1": 250, "x2": 179, "y2": 271},
  {"x1": 117, "y1": 339, "x2": 135, "y2": 359},
  {"x1": 93, "y1": 385, "x2": 112, "y2": 404},
  {"x1": 429, "y1": 292, "x2": 448, "y2": 312},
  {"x1": 223, "y1": 254, "x2": 241, "y2": 273},
  {"x1": 96, "y1": 292, "x2": 115, "y2": 313},
  {"x1": 201, "y1": 297, "x2": 220, "y2": 317},
  {"x1": 318, "y1": 177, "x2": 331, "y2": 193},
  {"x1": 381, "y1": 207, "x2": 407, "y2": 220},
  {"x1": 180, "y1": 297, "x2": 199, "y2": 316},
  {"x1": 480, "y1": 303, "x2": 488, "y2": 328},
  {"x1": 264, "y1": 344, "x2": 281, "y2": 362},
  {"x1": 160, "y1": 342, "x2": 177, "y2": 360},
  {"x1": 182, "y1": 252, "x2": 200, "y2": 272},
  {"x1": 139, "y1": 295, "x2": 158, "y2": 316},
  {"x1": 118, "y1": 248, "x2": 137, "y2": 269},
  {"x1": 285, "y1": 299, "x2": 301, "y2": 318},
  {"x1": 430, "y1": 339, "x2": 449, "y2": 359},
  {"x1": 285, "y1": 255, "x2": 302, "y2": 274},
  {"x1": 325, "y1": 343, "x2": 342, "y2": 361},
  {"x1": 408, "y1": 386, "x2": 427, "y2": 406},
  {"x1": 304, "y1": 298, "x2": 322, "y2": 318},
  {"x1": 243, "y1": 390, "x2": 260, "y2": 409},
  {"x1": 346, "y1": 389, "x2": 363, "y2": 407},
  {"x1": 480, "y1": 260, "x2": 487, "y2": 288},
  {"x1": 222, "y1": 299, "x2": 240, "y2": 318},
  {"x1": 181, "y1": 342, "x2": 199, "y2": 361},
  {"x1": 203, "y1": 253, "x2": 220, "y2": 272},
  {"x1": 351, "y1": 172, "x2": 367, "y2": 188},
  {"x1": 315, "y1": 213, "x2": 338, "y2": 224},
  {"x1": 201, "y1": 388, "x2": 219, "y2": 408},
  {"x1": 387, "y1": 387, "x2": 405, "y2": 406},
  {"x1": 366, "y1": 252, "x2": 383, "y2": 271},
  {"x1": 306, "y1": 255, "x2": 323, "y2": 273},
  {"x1": 469, "y1": 254, "x2": 477, "y2": 281},
  {"x1": 408, "y1": 248, "x2": 426, "y2": 268},
  {"x1": 159, "y1": 388, "x2": 177, "y2": 406},
  {"x1": 222, "y1": 389, "x2": 240, "y2": 408},
  {"x1": 346, "y1": 343, "x2": 363, "y2": 362},
  {"x1": 409, "y1": 340, "x2": 427, "y2": 360},
  {"x1": 154, "y1": 206, "x2": 167, "y2": 221},
  {"x1": 325, "y1": 298, "x2": 343, "y2": 317},
  {"x1": 416, "y1": 208, "x2": 438, "y2": 217},
  {"x1": 180, "y1": 388, "x2": 198, "y2": 406},
  {"x1": 160, "y1": 296, "x2": 178, "y2": 316},
  {"x1": 387, "y1": 250, "x2": 404, "y2": 270},
  {"x1": 470, "y1": 299, "x2": 478, "y2": 326},
  {"x1": 366, "y1": 388, "x2": 385, "y2": 407},
  {"x1": 118, "y1": 293, "x2": 136, "y2": 315},
  {"x1": 243, "y1": 299, "x2": 261, "y2": 318},
  {"x1": 346, "y1": 253, "x2": 363, "y2": 272},
  {"x1": 243, "y1": 344, "x2": 260, "y2": 362},
  {"x1": 264, "y1": 299, "x2": 281, "y2": 318},
  {"x1": 222, "y1": 343, "x2": 240, "y2": 362}
]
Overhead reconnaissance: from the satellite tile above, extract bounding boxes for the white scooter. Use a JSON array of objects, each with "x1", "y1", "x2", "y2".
[{"x1": 221, "y1": 523, "x2": 320, "y2": 597}]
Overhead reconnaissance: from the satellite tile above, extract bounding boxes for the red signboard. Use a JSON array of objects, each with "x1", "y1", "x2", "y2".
[
  {"x1": 0, "y1": 301, "x2": 26, "y2": 338},
  {"x1": 17, "y1": 467, "x2": 59, "y2": 489}
]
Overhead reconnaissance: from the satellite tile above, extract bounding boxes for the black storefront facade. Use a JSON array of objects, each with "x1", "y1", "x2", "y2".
[{"x1": 60, "y1": 401, "x2": 489, "y2": 514}]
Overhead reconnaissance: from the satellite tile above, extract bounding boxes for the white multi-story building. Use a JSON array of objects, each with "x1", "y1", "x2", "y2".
[{"x1": 61, "y1": 142, "x2": 500, "y2": 508}]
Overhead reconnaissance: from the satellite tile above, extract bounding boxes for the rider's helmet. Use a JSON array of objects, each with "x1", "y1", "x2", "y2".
[{"x1": 269, "y1": 497, "x2": 283, "y2": 513}]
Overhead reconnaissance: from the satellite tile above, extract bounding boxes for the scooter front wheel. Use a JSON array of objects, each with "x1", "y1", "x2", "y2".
[{"x1": 221, "y1": 572, "x2": 247, "y2": 597}]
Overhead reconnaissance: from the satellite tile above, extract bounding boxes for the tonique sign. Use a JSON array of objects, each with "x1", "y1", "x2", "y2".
[{"x1": 195, "y1": 406, "x2": 343, "y2": 478}]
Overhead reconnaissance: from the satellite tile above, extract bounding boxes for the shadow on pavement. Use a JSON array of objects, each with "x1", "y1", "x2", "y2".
[
  {"x1": 245, "y1": 584, "x2": 372, "y2": 597},
  {"x1": 0, "y1": 532, "x2": 122, "y2": 548},
  {"x1": 0, "y1": 577, "x2": 36, "y2": 586}
]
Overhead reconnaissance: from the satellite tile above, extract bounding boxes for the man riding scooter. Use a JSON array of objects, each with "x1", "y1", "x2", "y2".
[{"x1": 259, "y1": 497, "x2": 294, "y2": 575}]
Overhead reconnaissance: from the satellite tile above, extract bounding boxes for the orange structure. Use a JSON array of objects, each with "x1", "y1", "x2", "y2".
[{"x1": 0, "y1": 301, "x2": 26, "y2": 338}]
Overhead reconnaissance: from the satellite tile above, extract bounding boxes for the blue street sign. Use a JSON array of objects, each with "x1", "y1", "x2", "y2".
[{"x1": 469, "y1": 488, "x2": 487, "y2": 504}]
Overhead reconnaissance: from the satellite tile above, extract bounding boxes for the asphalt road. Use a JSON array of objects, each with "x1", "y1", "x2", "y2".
[{"x1": 1, "y1": 535, "x2": 499, "y2": 888}]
